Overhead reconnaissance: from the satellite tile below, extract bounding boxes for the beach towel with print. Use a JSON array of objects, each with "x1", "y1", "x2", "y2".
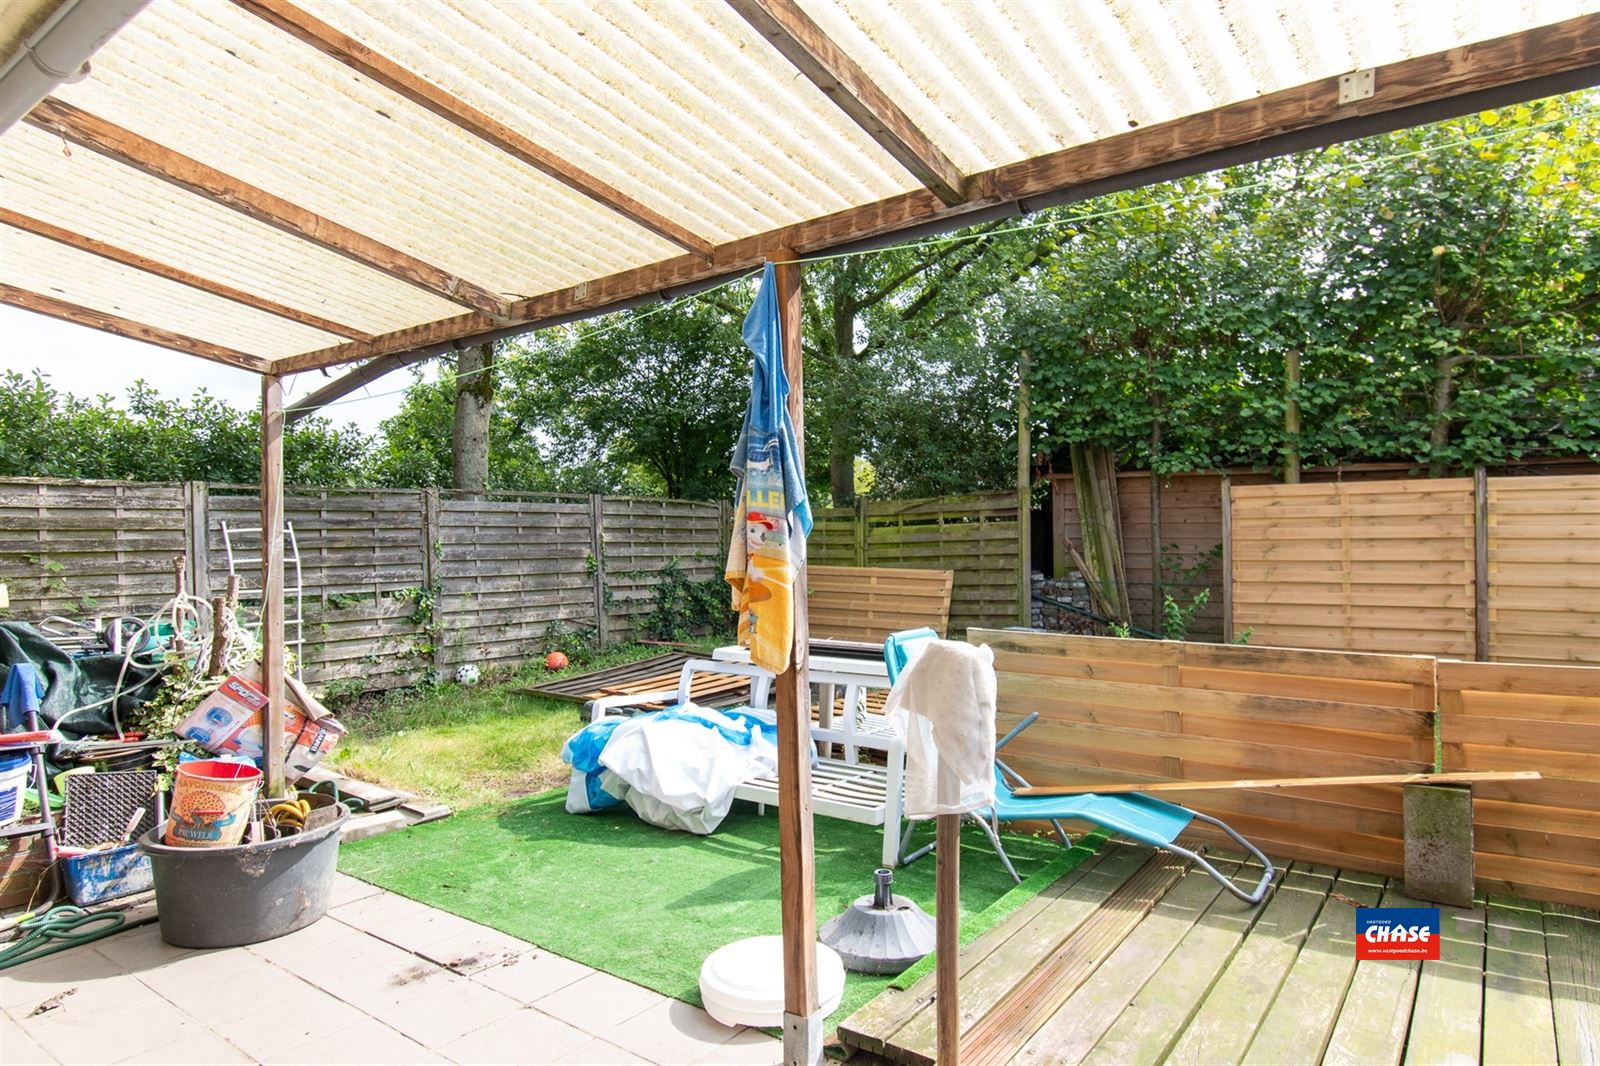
[{"x1": 725, "y1": 262, "x2": 813, "y2": 673}]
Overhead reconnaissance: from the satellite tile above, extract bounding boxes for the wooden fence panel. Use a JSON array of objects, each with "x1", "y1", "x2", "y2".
[
  {"x1": 1439, "y1": 659, "x2": 1600, "y2": 908},
  {"x1": 807, "y1": 565, "x2": 954, "y2": 642},
  {"x1": 600, "y1": 496, "x2": 722, "y2": 644},
  {"x1": 865, "y1": 493, "x2": 1018, "y2": 636},
  {"x1": 971, "y1": 628, "x2": 1436, "y2": 878},
  {"x1": 807, "y1": 507, "x2": 857, "y2": 568},
  {"x1": 0, "y1": 479, "x2": 188, "y2": 617},
  {"x1": 1486, "y1": 475, "x2": 1600, "y2": 665},
  {"x1": 206, "y1": 489, "x2": 429, "y2": 690},
  {"x1": 1229, "y1": 479, "x2": 1477, "y2": 657}
]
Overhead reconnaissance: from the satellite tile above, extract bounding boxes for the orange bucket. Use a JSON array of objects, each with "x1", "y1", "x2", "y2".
[{"x1": 165, "y1": 760, "x2": 261, "y2": 848}]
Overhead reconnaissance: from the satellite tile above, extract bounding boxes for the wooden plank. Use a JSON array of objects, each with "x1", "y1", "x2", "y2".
[
  {"x1": 1544, "y1": 902, "x2": 1600, "y2": 1066},
  {"x1": 273, "y1": 16, "x2": 1600, "y2": 373},
  {"x1": 1014, "y1": 771, "x2": 1539, "y2": 798},
  {"x1": 0, "y1": 283, "x2": 270, "y2": 373},
  {"x1": 1323, "y1": 884, "x2": 1426, "y2": 1066},
  {"x1": 260, "y1": 375, "x2": 288, "y2": 799},
  {"x1": 0, "y1": 207, "x2": 364, "y2": 339},
  {"x1": 234, "y1": 0, "x2": 713, "y2": 257},
  {"x1": 1166, "y1": 863, "x2": 1336, "y2": 1065},
  {"x1": 22, "y1": 97, "x2": 511, "y2": 318},
  {"x1": 1019, "y1": 854, "x2": 1247, "y2": 1065},
  {"x1": 727, "y1": 0, "x2": 966, "y2": 206},
  {"x1": 1482, "y1": 896, "x2": 1559, "y2": 1066},
  {"x1": 1402, "y1": 902, "x2": 1489, "y2": 1066},
  {"x1": 1241, "y1": 869, "x2": 1387, "y2": 1063}
]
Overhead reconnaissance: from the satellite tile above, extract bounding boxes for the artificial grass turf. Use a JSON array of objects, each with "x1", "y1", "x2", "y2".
[{"x1": 339, "y1": 789, "x2": 1096, "y2": 1027}]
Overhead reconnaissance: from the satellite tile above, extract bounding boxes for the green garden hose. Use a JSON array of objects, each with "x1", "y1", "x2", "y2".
[{"x1": 0, "y1": 905, "x2": 127, "y2": 971}]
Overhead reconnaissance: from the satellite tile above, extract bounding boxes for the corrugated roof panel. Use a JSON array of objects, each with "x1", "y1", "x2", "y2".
[
  {"x1": 291, "y1": 0, "x2": 921, "y2": 245},
  {"x1": 0, "y1": 123, "x2": 467, "y2": 337},
  {"x1": 51, "y1": 0, "x2": 684, "y2": 300},
  {"x1": 798, "y1": 0, "x2": 1594, "y2": 174},
  {"x1": 0, "y1": 222, "x2": 346, "y2": 357}
]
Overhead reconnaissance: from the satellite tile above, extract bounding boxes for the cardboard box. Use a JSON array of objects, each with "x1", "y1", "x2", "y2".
[{"x1": 177, "y1": 673, "x2": 345, "y2": 781}]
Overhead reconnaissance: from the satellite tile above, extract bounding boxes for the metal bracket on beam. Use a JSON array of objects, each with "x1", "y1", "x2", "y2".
[{"x1": 1338, "y1": 69, "x2": 1375, "y2": 105}]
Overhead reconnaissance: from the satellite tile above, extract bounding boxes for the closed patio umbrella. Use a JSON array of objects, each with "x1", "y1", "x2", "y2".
[{"x1": 725, "y1": 262, "x2": 812, "y2": 674}]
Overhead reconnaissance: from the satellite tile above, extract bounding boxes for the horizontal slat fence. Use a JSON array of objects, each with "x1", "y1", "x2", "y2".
[
  {"x1": 600, "y1": 496, "x2": 723, "y2": 645},
  {"x1": 1439, "y1": 660, "x2": 1599, "y2": 909},
  {"x1": 0, "y1": 480, "x2": 188, "y2": 616},
  {"x1": 1229, "y1": 478, "x2": 1478, "y2": 657},
  {"x1": 811, "y1": 493, "x2": 1020, "y2": 635},
  {"x1": 971, "y1": 628, "x2": 1437, "y2": 878},
  {"x1": 1486, "y1": 475, "x2": 1600, "y2": 665}
]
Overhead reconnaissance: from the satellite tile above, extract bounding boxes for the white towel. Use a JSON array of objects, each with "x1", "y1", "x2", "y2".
[{"x1": 884, "y1": 640, "x2": 997, "y2": 818}]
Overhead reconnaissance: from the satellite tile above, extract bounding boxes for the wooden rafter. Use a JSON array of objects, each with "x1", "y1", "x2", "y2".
[
  {"x1": 0, "y1": 283, "x2": 271, "y2": 373},
  {"x1": 268, "y1": 15, "x2": 1600, "y2": 376},
  {"x1": 22, "y1": 97, "x2": 513, "y2": 319},
  {"x1": 727, "y1": 0, "x2": 967, "y2": 206},
  {"x1": 282, "y1": 349, "x2": 432, "y2": 425},
  {"x1": 0, "y1": 207, "x2": 366, "y2": 340},
  {"x1": 232, "y1": 0, "x2": 716, "y2": 259}
]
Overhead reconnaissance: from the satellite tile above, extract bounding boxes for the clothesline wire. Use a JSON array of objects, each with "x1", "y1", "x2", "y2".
[{"x1": 285, "y1": 108, "x2": 1592, "y2": 418}]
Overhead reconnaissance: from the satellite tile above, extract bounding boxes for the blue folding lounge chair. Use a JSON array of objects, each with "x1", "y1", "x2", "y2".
[{"x1": 884, "y1": 628, "x2": 1275, "y2": 905}]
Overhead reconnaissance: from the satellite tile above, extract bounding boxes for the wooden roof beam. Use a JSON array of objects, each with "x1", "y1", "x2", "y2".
[
  {"x1": 728, "y1": 0, "x2": 968, "y2": 206},
  {"x1": 271, "y1": 14, "x2": 1600, "y2": 376},
  {"x1": 232, "y1": 0, "x2": 716, "y2": 260},
  {"x1": 0, "y1": 207, "x2": 366, "y2": 340},
  {"x1": 23, "y1": 97, "x2": 513, "y2": 319},
  {"x1": 0, "y1": 283, "x2": 272, "y2": 373},
  {"x1": 283, "y1": 348, "x2": 433, "y2": 425}
]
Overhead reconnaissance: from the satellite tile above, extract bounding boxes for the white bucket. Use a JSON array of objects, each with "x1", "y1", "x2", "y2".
[
  {"x1": 699, "y1": 936, "x2": 845, "y2": 1029},
  {"x1": 0, "y1": 751, "x2": 32, "y2": 827}
]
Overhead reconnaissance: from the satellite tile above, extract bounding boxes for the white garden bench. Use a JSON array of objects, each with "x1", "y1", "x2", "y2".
[{"x1": 587, "y1": 659, "x2": 906, "y2": 867}]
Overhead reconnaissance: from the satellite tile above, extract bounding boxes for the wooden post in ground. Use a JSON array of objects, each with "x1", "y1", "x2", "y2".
[
  {"x1": 1284, "y1": 348, "x2": 1302, "y2": 483},
  {"x1": 1473, "y1": 468, "x2": 1489, "y2": 661},
  {"x1": 260, "y1": 374, "x2": 287, "y2": 799},
  {"x1": 936, "y1": 810, "x2": 961, "y2": 1065},
  {"x1": 772, "y1": 248, "x2": 821, "y2": 1066},
  {"x1": 1220, "y1": 472, "x2": 1233, "y2": 642},
  {"x1": 1016, "y1": 347, "x2": 1031, "y2": 627}
]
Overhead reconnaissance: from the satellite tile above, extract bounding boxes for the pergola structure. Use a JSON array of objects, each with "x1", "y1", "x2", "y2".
[{"x1": 2, "y1": 2, "x2": 1597, "y2": 1061}]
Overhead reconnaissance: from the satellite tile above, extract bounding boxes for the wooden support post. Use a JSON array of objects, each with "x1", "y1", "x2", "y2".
[
  {"x1": 1284, "y1": 348, "x2": 1302, "y2": 484},
  {"x1": 1017, "y1": 348, "x2": 1031, "y2": 627},
  {"x1": 419, "y1": 488, "x2": 443, "y2": 674},
  {"x1": 1474, "y1": 468, "x2": 1489, "y2": 662},
  {"x1": 853, "y1": 496, "x2": 868, "y2": 567},
  {"x1": 183, "y1": 480, "x2": 210, "y2": 606},
  {"x1": 1149, "y1": 474, "x2": 1163, "y2": 633},
  {"x1": 260, "y1": 374, "x2": 287, "y2": 799},
  {"x1": 1220, "y1": 472, "x2": 1234, "y2": 642},
  {"x1": 589, "y1": 494, "x2": 609, "y2": 650},
  {"x1": 936, "y1": 811, "x2": 961, "y2": 1066},
  {"x1": 772, "y1": 249, "x2": 821, "y2": 1066}
]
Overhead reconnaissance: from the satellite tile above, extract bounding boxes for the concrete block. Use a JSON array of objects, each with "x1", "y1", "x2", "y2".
[{"x1": 1404, "y1": 783, "x2": 1475, "y2": 907}]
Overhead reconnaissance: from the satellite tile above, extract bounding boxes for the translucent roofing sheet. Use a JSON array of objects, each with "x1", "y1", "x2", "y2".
[{"x1": 0, "y1": 0, "x2": 1594, "y2": 367}]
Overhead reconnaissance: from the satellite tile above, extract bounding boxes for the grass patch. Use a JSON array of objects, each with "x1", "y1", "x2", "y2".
[
  {"x1": 341, "y1": 789, "x2": 1091, "y2": 1029},
  {"x1": 329, "y1": 643, "x2": 695, "y2": 809}
]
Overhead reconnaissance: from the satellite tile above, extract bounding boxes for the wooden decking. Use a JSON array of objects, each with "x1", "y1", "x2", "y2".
[{"x1": 838, "y1": 841, "x2": 1599, "y2": 1066}]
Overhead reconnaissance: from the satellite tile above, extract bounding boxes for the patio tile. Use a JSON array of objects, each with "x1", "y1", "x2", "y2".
[
  {"x1": 366, "y1": 908, "x2": 488, "y2": 954},
  {"x1": 534, "y1": 971, "x2": 666, "y2": 1037},
  {"x1": 330, "y1": 889, "x2": 436, "y2": 932},
  {"x1": 436, "y1": 1005, "x2": 593, "y2": 1064},
  {"x1": 135, "y1": 946, "x2": 308, "y2": 1010},
  {"x1": 689, "y1": 1029, "x2": 783, "y2": 1066},
  {"x1": 602, "y1": 998, "x2": 746, "y2": 1065},
  {"x1": 551, "y1": 1037, "x2": 654, "y2": 1065},
  {"x1": 90, "y1": 924, "x2": 197, "y2": 973},
  {"x1": 246, "y1": 913, "x2": 363, "y2": 968},
  {"x1": 215, "y1": 986, "x2": 371, "y2": 1063},
  {"x1": 0, "y1": 950, "x2": 158, "y2": 1019},
  {"x1": 471, "y1": 949, "x2": 594, "y2": 1004},
  {"x1": 19, "y1": 995, "x2": 193, "y2": 1064},
  {"x1": 114, "y1": 1022, "x2": 252, "y2": 1064},
  {"x1": 286, "y1": 928, "x2": 421, "y2": 992},
  {"x1": 317, "y1": 950, "x2": 457, "y2": 1013},
  {"x1": 366, "y1": 972, "x2": 520, "y2": 1047},
  {"x1": 0, "y1": 1012, "x2": 57, "y2": 1064},
  {"x1": 267, "y1": 1017, "x2": 433, "y2": 1065},
  {"x1": 414, "y1": 925, "x2": 532, "y2": 975},
  {"x1": 329, "y1": 872, "x2": 384, "y2": 907}
]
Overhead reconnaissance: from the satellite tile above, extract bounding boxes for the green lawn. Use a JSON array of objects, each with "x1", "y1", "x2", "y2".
[{"x1": 328, "y1": 643, "x2": 682, "y2": 809}]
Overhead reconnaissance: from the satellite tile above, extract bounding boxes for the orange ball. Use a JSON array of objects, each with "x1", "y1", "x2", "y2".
[{"x1": 545, "y1": 651, "x2": 569, "y2": 671}]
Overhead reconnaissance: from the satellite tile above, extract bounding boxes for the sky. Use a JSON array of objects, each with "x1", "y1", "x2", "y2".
[{"x1": 0, "y1": 305, "x2": 413, "y2": 434}]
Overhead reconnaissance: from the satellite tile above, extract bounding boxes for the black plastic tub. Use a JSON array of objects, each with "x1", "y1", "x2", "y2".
[{"x1": 137, "y1": 802, "x2": 349, "y2": 948}]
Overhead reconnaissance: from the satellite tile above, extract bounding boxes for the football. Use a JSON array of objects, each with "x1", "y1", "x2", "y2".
[{"x1": 455, "y1": 663, "x2": 481, "y2": 686}]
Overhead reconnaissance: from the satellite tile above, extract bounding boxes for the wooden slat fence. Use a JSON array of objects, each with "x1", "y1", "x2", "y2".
[
  {"x1": 1439, "y1": 660, "x2": 1599, "y2": 909},
  {"x1": 599, "y1": 496, "x2": 723, "y2": 645},
  {"x1": 0, "y1": 479, "x2": 188, "y2": 616},
  {"x1": 971, "y1": 628, "x2": 1437, "y2": 878},
  {"x1": 807, "y1": 565, "x2": 954, "y2": 642},
  {"x1": 1229, "y1": 478, "x2": 1478, "y2": 658},
  {"x1": 1486, "y1": 475, "x2": 1600, "y2": 665},
  {"x1": 811, "y1": 492, "x2": 1020, "y2": 635}
]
